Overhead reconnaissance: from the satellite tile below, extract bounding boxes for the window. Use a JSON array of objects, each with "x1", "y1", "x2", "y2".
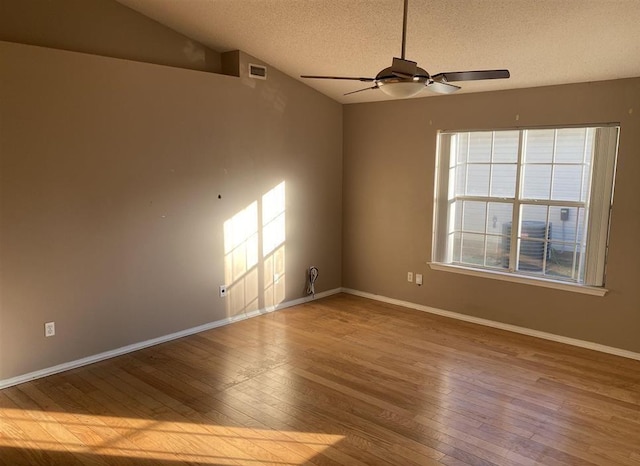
[{"x1": 432, "y1": 126, "x2": 619, "y2": 292}]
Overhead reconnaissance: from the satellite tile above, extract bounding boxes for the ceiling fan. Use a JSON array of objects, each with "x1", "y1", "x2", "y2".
[{"x1": 301, "y1": 0, "x2": 510, "y2": 99}]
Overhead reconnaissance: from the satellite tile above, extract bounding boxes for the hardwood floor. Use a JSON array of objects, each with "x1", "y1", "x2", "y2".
[{"x1": 1, "y1": 293, "x2": 639, "y2": 465}]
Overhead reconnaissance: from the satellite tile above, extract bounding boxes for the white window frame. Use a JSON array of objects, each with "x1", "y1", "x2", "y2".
[{"x1": 430, "y1": 125, "x2": 619, "y2": 296}]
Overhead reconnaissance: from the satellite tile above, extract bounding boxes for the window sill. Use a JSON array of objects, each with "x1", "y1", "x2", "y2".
[{"x1": 427, "y1": 262, "x2": 608, "y2": 296}]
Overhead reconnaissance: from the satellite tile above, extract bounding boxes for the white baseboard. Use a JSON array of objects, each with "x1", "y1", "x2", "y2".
[
  {"x1": 342, "y1": 288, "x2": 640, "y2": 362},
  {"x1": 0, "y1": 288, "x2": 341, "y2": 390},
  {"x1": 5, "y1": 285, "x2": 636, "y2": 390}
]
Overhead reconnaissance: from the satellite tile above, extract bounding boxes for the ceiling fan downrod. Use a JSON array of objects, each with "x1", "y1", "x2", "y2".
[{"x1": 401, "y1": 0, "x2": 408, "y2": 60}]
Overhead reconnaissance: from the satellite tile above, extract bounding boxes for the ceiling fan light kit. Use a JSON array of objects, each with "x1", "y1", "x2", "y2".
[
  {"x1": 379, "y1": 80, "x2": 426, "y2": 98},
  {"x1": 301, "y1": 0, "x2": 510, "y2": 99}
]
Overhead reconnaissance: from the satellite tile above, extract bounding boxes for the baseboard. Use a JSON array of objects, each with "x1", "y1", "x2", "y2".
[
  {"x1": 0, "y1": 288, "x2": 342, "y2": 390},
  {"x1": 342, "y1": 288, "x2": 640, "y2": 362}
]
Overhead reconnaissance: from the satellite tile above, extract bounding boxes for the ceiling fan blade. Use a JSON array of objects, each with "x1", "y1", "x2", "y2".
[
  {"x1": 427, "y1": 81, "x2": 461, "y2": 95},
  {"x1": 431, "y1": 70, "x2": 510, "y2": 82},
  {"x1": 301, "y1": 75, "x2": 376, "y2": 82},
  {"x1": 344, "y1": 86, "x2": 379, "y2": 96}
]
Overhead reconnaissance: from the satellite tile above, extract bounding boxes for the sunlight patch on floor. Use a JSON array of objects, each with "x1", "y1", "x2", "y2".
[{"x1": 0, "y1": 408, "x2": 344, "y2": 464}]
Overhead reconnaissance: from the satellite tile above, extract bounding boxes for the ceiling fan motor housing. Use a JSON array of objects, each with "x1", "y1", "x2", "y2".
[{"x1": 391, "y1": 57, "x2": 419, "y2": 78}]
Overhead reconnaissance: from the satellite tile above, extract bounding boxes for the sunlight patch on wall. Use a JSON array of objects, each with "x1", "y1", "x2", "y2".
[
  {"x1": 262, "y1": 182, "x2": 286, "y2": 256},
  {"x1": 223, "y1": 182, "x2": 286, "y2": 317},
  {"x1": 263, "y1": 182, "x2": 286, "y2": 308},
  {"x1": 224, "y1": 201, "x2": 260, "y2": 316},
  {"x1": 0, "y1": 408, "x2": 344, "y2": 464}
]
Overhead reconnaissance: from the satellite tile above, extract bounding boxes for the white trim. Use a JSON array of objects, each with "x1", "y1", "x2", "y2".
[
  {"x1": 439, "y1": 122, "x2": 621, "y2": 134},
  {"x1": 342, "y1": 288, "x2": 639, "y2": 361},
  {"x1": 428, "y1": 262, "x2": 607, "y2": 296},
  {"x1": 431, "y1": 131, "x2": 449, "y2": 263},
  {"x1": 585, "y1": 126, "x2": 619, "y2": 286},
  {"x1": 0, "y1": 288, "x2": 341, "y2": 390}
]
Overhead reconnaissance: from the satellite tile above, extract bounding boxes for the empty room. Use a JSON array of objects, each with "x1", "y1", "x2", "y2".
[{"x1": 1, "y1": 0, "x2": 639, "y2": 464}]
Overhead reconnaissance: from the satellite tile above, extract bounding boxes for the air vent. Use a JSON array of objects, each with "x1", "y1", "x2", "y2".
[{"x1": 249, "y1": 63, "x2": 267, "y2": 80}]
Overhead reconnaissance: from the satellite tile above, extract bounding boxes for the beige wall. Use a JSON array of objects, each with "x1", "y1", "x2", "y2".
[
  {"x1": 0, "y1": 0, "x2": 221, "y2": 73},
  {"x1": 343, "y1": 79, "x2": 640, "y2": 353},
  {"x1": 0, "y1": 41, "x2": 343, "y2": 380}
]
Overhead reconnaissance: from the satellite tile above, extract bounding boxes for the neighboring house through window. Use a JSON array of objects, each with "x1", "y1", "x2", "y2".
[{"x1": 431, "y1": 125, "x2": 619, "y2": 295}]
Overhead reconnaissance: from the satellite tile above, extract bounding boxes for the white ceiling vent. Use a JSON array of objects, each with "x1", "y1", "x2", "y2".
[{"x1": 249, "y1": 63, "x2": 267, "y2": 79}]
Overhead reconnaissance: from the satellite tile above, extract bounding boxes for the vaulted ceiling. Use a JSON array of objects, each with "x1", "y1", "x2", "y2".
[{"x1": 117, "y1": 0, "x2": 640, "y2": 104}]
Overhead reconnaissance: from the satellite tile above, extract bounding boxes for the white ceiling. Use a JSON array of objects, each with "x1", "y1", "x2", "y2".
[{"x1": 117, "y1": 0, "x2": 640, "y2": 104}]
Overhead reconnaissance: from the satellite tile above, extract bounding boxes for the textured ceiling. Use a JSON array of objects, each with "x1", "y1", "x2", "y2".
[{"x1": 116, "y1": 0, "x2": 640, "y2": 104}]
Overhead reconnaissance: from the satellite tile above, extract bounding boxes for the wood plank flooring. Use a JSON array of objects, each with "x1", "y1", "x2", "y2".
[{"x1": 1, "y1": 293, "x2": 639, "y2": 465}]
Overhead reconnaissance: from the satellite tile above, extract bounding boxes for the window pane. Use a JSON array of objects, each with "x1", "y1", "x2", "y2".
[
  {"x1": 455, "y1": 164, "x2": 467, "y2": 196},
  {"x1": 555, "y1": 128, "x2": 586, "y2": 163},
  {"x1": 462, "y1": 201, "x2": 486, "y2": 233},
  {"x1": 448, "y1": 167, "x2": 456, "y2": 198},
  {"x1": 452, "y1": 232, "x2": 462, "y2": 262},
  {"x1": 522, "y1": 164, "x2": 552, "y2": 199},
  {"x1": 460, "y1": 233, "x2": 485, "y2": 265},
  {"x1": 520, "y1": 221, "x2": 550, "y2": 243},
  {"x1": 551, "y1": 165, "x2": 582, "y2": 201},
  {"x1": 456, "y1": 133, "x2": 469, "y2": 164},
  {"x1": 546, "y1": 242, "x2": 577, "y2": 280},
  {"x1": 517, "y1": 203, "x2": 550, "y2": 273},
  {"x1": 452, "y1": 201, "x2": 462, "y2": 232},
  {"x1": 576, "y1": 242, "x2": 587, "y2": 283},
  {"x1": 487, "y1": 202, "x2": 513, "y2": 236},
  {"x1": 576, "y1": 208, "x2": 587, "y2": 246},
  {"x1": 468, "y1": 132, "x2": 492, "y2": 162},
  {"x1": 448, "y1": 148, "x2": 456, "y2": 169},
  {"x1": 486, "y1": 235, "x2": 509, "y2": 268},
  {"x1": 581, "y1": 161, "x2": 592, "y2": 202},
  {"x1": 584, "y1": 128, "x2": 595, "y2": 163},
  {"x1": 466, "y1": 164, "x2": 490, "y2": 196},
  {"x1": 501, "y1": 228, "x2": 514, "y2": 268},
  {"x1": 578, "y1": 129, "x2": 595, "y2": 201},
  {"x1": 490, "y1": 164, "x2": 517, "y2": 197},
  {"x1": 517, "y1": 238, "x2": 546, "y2": 272},
  {"x1": 549, "y1": 206, "x2": 578, "y2": 245},
  {"x1": 493, "y1": 131, "x2": 519, "y2": 163},
  {"x1": 525, "y1": 129, "x2": 554, "y2": 163},
  {"x1": 521, "y1": 204, "x2": 548, "y2": 224}
]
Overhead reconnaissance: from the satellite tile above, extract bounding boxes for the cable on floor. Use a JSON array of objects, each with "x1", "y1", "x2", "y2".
[{"x1": 307, "y1": 266, "x2": 319, "y2": 298}]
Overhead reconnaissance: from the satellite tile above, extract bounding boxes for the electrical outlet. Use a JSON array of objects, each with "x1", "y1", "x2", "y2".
[
  {"x1": 415, "y1": 274, "x2": 423, "y2": 286},
  {"x1": 407, "y1": 272, "x2": 413, "y2": 282},
  {"x1": 219, "y1": 285, "x2": 227, "y2": 298},
  {"x1": 44, "y1": 322, "x2": 55, "y2": 337}
]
